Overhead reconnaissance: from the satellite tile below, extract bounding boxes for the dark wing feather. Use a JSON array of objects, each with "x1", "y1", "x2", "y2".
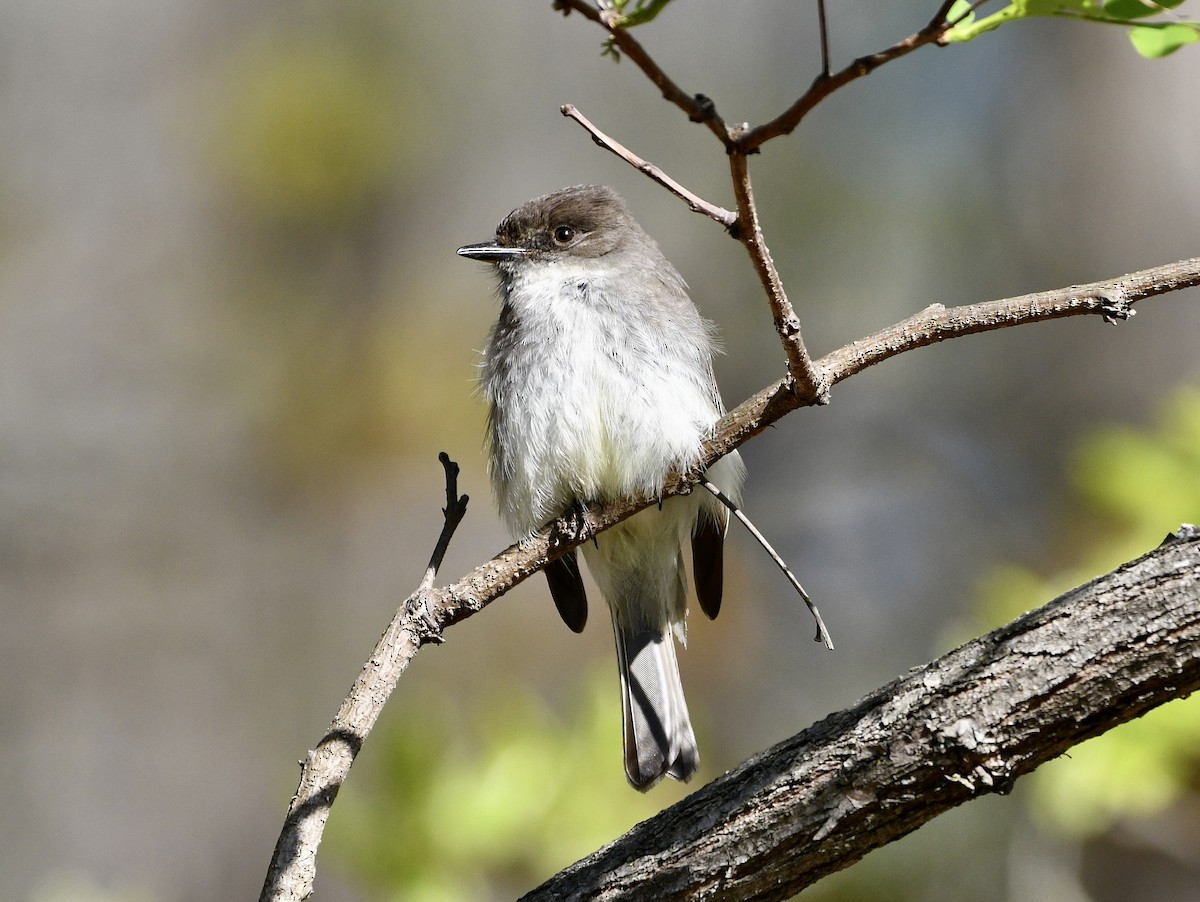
[
  {"x1": 692, "y1": 513, "x2": 727, "y2": 620},
  {"x1": 546, "y1": 552, "x2": 588, "y2": 632}
]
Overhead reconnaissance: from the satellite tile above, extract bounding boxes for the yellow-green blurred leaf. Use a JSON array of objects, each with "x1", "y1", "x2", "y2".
[
  {"x1": 1030, "y1": 694, "x2": 1200, "y2": 836},
  {"x1": 969, "y1": 385, "x2": 1200, "y2": 838},
  {"x1": 326, "y1": 671, "x2": 687, "y2": 897},
  {"x1": 214, "y1": 35, "x2": 411, "y2": 226}
]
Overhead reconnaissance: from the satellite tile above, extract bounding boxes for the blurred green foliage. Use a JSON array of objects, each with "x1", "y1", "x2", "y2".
[
  {"x1": 215, "y1": 34, "x2": 409, "y2": 227},
  {"x1": 945, "y1": 0, "x2": 1200, "y2": 59},
  {"x1": 200, "y1": 21, "x2": 475, "y2": 487},
  {"x1": 1030, "y1": 696, "x2": 1200, "y2": 836},
  {"x1": 606, "y1": 0, "x2": 674, "y2": 28},
  {"x1": 971, "y1": 385, "x2": 1200, "y2": 838},
  {"x1": 238, "y1": 298, "x2": 482, "y2": 488},
  {"x1": 326, "y1": 670, "x2": 687, "y2": 900}
]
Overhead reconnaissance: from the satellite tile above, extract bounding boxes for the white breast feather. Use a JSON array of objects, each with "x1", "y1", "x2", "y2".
[{"x1": 484, "y1": 259, "x2": 724, "y2": 534}]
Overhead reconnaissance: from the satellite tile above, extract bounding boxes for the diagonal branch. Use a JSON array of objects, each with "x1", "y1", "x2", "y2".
[
  {"x1": 519, "y1": 527, "x2": 1200, "y2": 901},
  {"x1": 555, "y1": 0, "x2": 968, "y2": 155},
  {"x1": 553, "y1": 0, "x2": 733, "y2": 147},
  {"x1": 260, "y1": 257, "x2": 1200, "y2": 900},
  {"x1": 554, "y1": 106, "x2": 824, "y2": 399},
  {"x1": 697, "y1": 257, "x2": 1200, "y2": 479},
  {"x1": 260, "y1": 455, "x2": 468, "y2": 902},
  {"x1": 552, "y1": 2, "x2": 977, "y2": 399},
  {"x1": 816, "y1": 257, "x2": 1197, "y2": 386},
  {"x1": 560, "y1": 103, "x2": 737, "y2": 228},
  {"x1": 727, "y1": 152, "x2": 825, "y2": 402},
  {"x1": 736, "y1": 0, "x2": 963, "y2": 153},
  {"x1": 701, "y1": 479, "x2": 832, "y2": 649}
]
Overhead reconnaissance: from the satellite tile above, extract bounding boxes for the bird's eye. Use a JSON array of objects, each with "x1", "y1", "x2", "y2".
[{"x1": 553, "y1": 225, "x2": 576, "y2": 245}]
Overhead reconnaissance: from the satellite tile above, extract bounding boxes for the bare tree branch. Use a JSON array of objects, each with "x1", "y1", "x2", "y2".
[
  {"x1": 261, "y1": 257, "x2": 1200, "y2": 901},
  {"x1": 727, "y1": 151, "x2": 826, "y2": 401},
  {"x1": 557, "y1": 100, "x2": 822, "y2": 394},
  {"x1": 736, "y1": 0, "x2": 963, "y2": 153},
  {"x1": 552, "y1": 0, "x2": 733, "y2": 148},
  {"x1": 553, "y1": 0, "x2": 966, "y2": 155},
  {"x1": 817, "y1": 0, "x2": 832, "y2": 77},
  {"x1": 259, "y1": 456, "x2": 468, "y2": 902},
  {"x1": 550, "y1": 3, "x2": 980, "y2": 399},
  {"x1": 429, "y1": 263, "x2": 1200, "y2": 635},
  {"x1": 816, "y1": 257, "x2": 1197, "y2": 387},
  {"x1": 419, "y1": 453, "x2": 470, "y2": 593},
  {"x1": 700, "y1": 480, "x2": 832, "y2": 649},
  {"x1": 519, "y1": 527, "x2": 1200, "y2": 901},
  {"x1": 560, "y1": 104, "x2": 737, "y2": 228}
]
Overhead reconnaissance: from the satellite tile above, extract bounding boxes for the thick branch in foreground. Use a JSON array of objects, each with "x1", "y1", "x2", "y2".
[{"x1": 520, "y1": 527, "x2": 1200, "y2": 901}]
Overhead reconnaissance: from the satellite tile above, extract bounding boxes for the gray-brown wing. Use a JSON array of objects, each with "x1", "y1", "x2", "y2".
[
  {"x1": 546, "y1": 551, "x2": 588, "y2": 632},
  {"x1": 692, "y1": 512, "x2": 727, "y2": 620}
]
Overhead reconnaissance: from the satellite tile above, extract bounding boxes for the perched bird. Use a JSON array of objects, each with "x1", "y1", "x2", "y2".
[{"x1": 458, "y1": 185, "x2": 744, "y2": 790}]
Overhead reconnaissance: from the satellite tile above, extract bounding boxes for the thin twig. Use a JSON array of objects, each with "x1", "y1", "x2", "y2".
[
  {"x1": 817, "y1": 0, "x2": 831, "y2": 77},
  {"x1": 260, "y1": 454, "x2": 469, "y2": 902},
  {"x1": 736, "y1": 0, "x2": 961, "y2": 153},
  {"x1": 727, "y1": 151, "x2": 826, "y2": 403},
  {"x1": 560, "y1": 104, "x2": 738, "y2": 228},
  {"x1": 558, "y1": 0, "x2": 963, "y2": 155},
  {"x1": 553, "y1": 0, "x2": 733, "y2": 147},
  {"x1": 420, "y1": 452, "x2": 470, "y2": 592},
  {"x1": 701, "y1": 480, "x2": 833, "y2": 649}
]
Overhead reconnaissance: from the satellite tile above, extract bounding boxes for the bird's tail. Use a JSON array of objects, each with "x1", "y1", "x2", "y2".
[{"x1": 612, "y1": 610, "x2": 699, "y2": 790}]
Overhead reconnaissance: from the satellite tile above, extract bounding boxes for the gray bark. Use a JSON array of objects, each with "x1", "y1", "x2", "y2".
[{"x1": 521, "y1": 526, "x2": 1200, "y2": 901}]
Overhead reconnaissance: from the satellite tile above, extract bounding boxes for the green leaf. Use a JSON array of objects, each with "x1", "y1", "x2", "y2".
[
  {"x1": 943, "y1": 0, "x2": 1200, "y2": 54},
  {"x1": 610, "y1": 0, "x2": 673, "y2": 28},
  {"x1": 1129, "y1": 22, "x2": 1200, "y2": 56},
  {"x1": 1104, "y1": 0, "x2": 1187, "y2": 20},
  {"x1": 946, "y1": 0, "x2": 977, "y2": 26},
  {"x1": 1024, "y1": 0, "x2": 1083, "y2": 14},
  {"x1": 942, "y1": 4, "x2": 1022, "y2": 42},
  {"x1": 942, "y1": 1, "x2": 1080, "y2": 43}
]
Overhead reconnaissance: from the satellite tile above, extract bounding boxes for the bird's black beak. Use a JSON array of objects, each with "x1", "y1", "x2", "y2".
[{"x1": 456, "y1": 242, "x2": 528, "y2": 262}]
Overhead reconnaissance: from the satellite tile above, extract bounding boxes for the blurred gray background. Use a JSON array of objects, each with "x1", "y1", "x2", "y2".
[{"x1": 2, "y1": 1, "x2": 1198, "y2": 900}]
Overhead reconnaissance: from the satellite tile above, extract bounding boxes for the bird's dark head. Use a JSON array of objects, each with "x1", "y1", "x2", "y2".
[{"x1": 457, "y1": 185, "x2": 639, "y2": 268}]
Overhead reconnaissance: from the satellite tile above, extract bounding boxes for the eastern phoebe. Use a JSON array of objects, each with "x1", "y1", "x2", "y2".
[{"x1": 458, "y1": 185, "x2": 745, "y2": 790}]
